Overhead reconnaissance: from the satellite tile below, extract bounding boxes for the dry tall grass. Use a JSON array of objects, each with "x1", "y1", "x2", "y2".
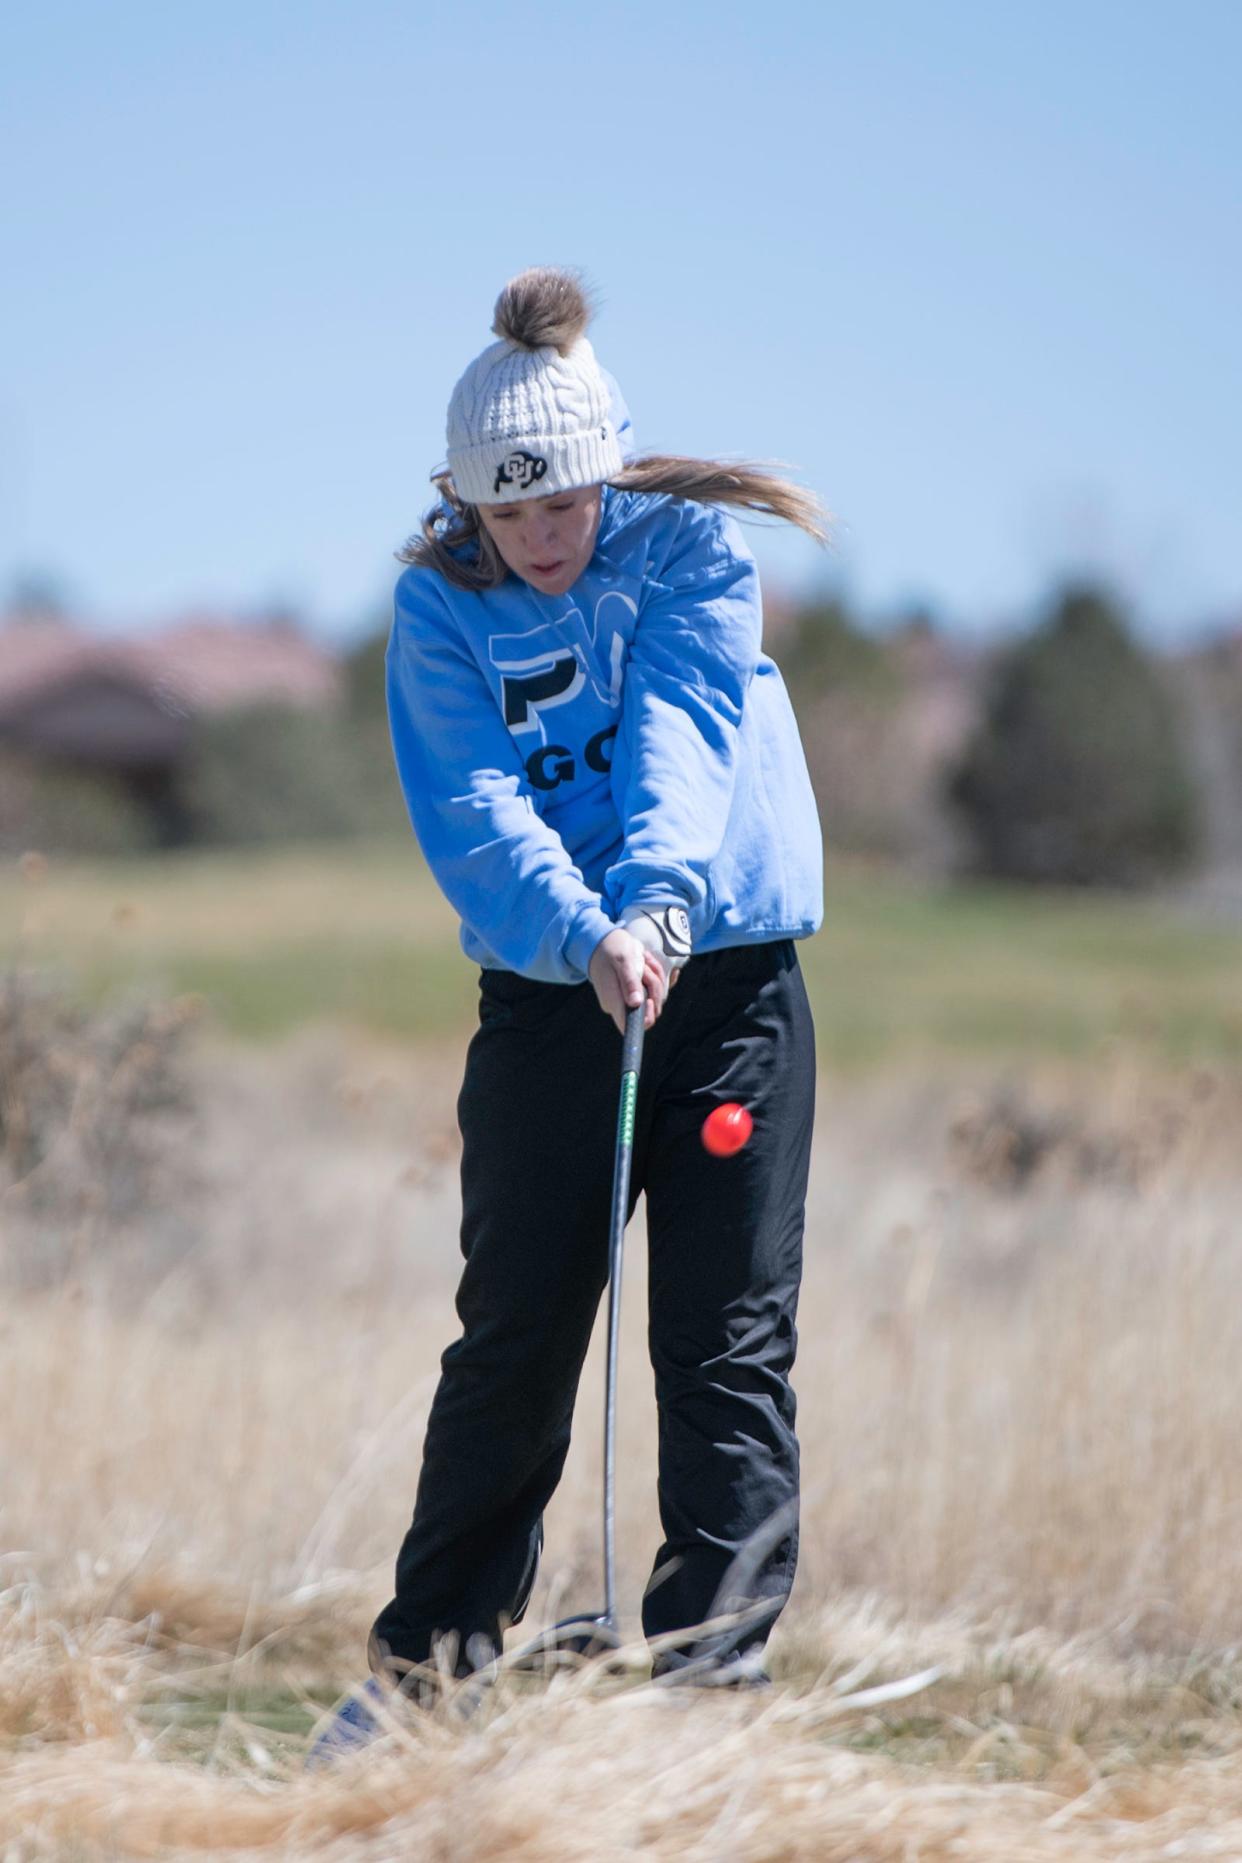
[{"x1": 5, "y1": 1029, "x2": 1242, "y2": 1856}]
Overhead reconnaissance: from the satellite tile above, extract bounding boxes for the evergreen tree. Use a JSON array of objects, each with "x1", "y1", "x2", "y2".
[{"x1": 949, "y1": 585, "x2": 1198, "y2": 885}]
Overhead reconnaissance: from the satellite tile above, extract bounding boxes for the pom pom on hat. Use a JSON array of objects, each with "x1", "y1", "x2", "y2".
[
  {"x1": 446, "y1": 267, "x2": 625, "y2": 505},
  {"x1": 491, "y1": 268, "x2": 593, "y2": 355}
]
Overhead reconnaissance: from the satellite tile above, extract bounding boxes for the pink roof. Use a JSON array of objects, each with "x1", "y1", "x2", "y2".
[{"x1": 0, "y1": 615, "x2": 341, "y2": 717}]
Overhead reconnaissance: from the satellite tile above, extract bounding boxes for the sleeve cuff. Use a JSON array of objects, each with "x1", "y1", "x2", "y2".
[{"x1": 563, "y1": 903, "x2": 619, "y2": 982}]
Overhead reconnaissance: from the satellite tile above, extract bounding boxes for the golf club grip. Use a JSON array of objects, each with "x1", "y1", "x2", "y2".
[
  {"x1": 611, "y1": 1004, "x2": 643, "y2": 1235},
  {"x1": 621, "y1": 1000, "x2": 645, "y2": 1076}
]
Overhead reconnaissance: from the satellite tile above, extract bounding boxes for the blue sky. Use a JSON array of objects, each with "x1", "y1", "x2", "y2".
[{"x1": 2, "y1": 0, "x2": 1239, "y2": 641}]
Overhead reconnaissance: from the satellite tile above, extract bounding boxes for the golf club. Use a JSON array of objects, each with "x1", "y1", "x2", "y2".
[{"x1": 511, "y1": 996, "x2": 645, "y2": 1667}]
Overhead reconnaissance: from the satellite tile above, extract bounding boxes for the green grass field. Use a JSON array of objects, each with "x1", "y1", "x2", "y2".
[{"x1": 5, "y1": 838, "x2": 1242, "y2": 1064}]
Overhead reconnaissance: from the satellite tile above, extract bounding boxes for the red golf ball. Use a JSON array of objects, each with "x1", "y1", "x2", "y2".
[{"x1": 701, "y1": 1102, "x2": 753, "y2": 1157}]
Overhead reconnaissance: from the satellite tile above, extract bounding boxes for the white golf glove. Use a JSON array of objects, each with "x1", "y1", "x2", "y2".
[{"x1": 620, "y1": 905, "x2": 693, "y2": 986}]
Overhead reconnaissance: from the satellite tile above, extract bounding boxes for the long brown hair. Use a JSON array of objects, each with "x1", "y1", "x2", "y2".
[{"x1": 399, "y1": 456, "x2": 828, "y2": 593}]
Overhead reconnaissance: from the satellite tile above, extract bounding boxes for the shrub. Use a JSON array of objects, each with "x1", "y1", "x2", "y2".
[
  {"x1": 180, "y1": 704, "x2": 406, "y2": 846},
  {"x1": 0, "y1": 972, "x2": 198, "y2": 1264},
  {"x1": 948, "y1": 585, "x2": 1199, "y2": 885},
  {"x1": 0, "y1": 752, "x2": 157, "y2": 858}
]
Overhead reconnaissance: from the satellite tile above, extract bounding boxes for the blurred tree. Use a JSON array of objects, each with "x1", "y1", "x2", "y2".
[
  {"x1": 777, "y1": 596, "x2": 924, "y2": 859},
  {"x1": 182, "y1": 703, "x2": 407, "y2": 846},
  {"x1": 948, "y1": 584, "x2": 1199, "y2": 885},
  {"x1": 779, "y1": 595, "x2": 897, "y2": 700},
  {"x1": 1168, "y1": 637, "x2": 1242, "y2": 873},
  {"x1": 343, "y1": 622, "x2": 390, "y2": 724}
]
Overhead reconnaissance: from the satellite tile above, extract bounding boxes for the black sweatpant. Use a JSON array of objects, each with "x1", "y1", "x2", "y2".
[{"x1": 370, "y1": 939, "x2": 815, "y2": 1679}]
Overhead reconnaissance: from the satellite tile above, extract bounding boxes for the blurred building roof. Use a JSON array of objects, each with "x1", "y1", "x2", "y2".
[{"x1": 0, "y1": 613, "x2": 341, "y2": 723}]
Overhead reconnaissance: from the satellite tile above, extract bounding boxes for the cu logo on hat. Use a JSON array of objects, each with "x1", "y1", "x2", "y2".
[{"x1": 493, "y1": 450, "x2": 548, "y2": 495}]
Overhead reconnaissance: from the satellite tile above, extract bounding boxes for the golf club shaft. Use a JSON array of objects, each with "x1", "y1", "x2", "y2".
[{"x1": 603, "y1": 1000, "x2": 645, "y2": 1628}]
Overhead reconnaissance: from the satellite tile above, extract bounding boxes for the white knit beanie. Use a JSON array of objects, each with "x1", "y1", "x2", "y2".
[{"x1": 445, "y1": 269, "x2": 625, "y2": 506}]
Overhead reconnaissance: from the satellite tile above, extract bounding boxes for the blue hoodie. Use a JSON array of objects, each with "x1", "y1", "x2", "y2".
[{"x1": 386, "y1": 485, "x2": 823, "y2": 982}]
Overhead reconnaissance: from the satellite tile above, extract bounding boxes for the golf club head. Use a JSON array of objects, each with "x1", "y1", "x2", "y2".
[{"x1": 508, "y1": 1611, "x2": 622, "y2": 1673}]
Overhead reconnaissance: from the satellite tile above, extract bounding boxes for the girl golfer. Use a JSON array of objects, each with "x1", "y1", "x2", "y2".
[{"x1": 352, "y1": 268, "x2": 824, "y2": 1729}]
